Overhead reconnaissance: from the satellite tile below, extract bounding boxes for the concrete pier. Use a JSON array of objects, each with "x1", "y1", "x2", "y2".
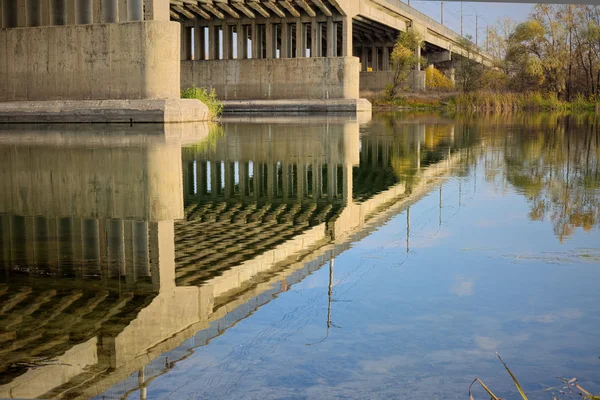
[{"x1": 0, "y1": 0, "x2": 209, "y2": 123}]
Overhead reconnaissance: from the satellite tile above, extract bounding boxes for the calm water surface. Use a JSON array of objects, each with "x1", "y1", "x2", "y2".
[{"x1": 0, "y1": 113, "x2": 599, "y2": 400}]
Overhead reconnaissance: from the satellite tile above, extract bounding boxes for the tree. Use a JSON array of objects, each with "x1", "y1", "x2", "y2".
[
  {"x1": 455, "y1": 36, "x2": 485, "y2": 93},
  {"x1": 387, "y1": 31, "x2": 424, "y2": 99}
]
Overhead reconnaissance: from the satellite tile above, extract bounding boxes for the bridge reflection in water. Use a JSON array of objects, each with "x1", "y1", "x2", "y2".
[{"x1": 0, "y1": 115, "x2": 475, "y2": 399}]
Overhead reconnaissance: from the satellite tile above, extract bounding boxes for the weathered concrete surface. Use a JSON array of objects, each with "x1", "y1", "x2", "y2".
[
  {"x1": 221, "y1": 99, "x2": 372, "y2": 114},
  {"x1": 0, "y1": 99, "x2": 209, "y2": 123},
  {"x1": 0, "y1": 21, "x2": 180, "y2": 101},
  {"x1": 181, "y1": 57, "x2": 361, "y2": 101},
  {"x1": 359, "y1": 71, "x2": 426, "y2": 97}
]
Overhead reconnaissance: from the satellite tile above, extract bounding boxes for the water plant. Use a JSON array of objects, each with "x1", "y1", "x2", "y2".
[
  {"x1": 181, "y1": 86, "x2": 224, "y2": 120},
  {"x1": 470, "y1": 353, "x2": 600, "y2": 400}
]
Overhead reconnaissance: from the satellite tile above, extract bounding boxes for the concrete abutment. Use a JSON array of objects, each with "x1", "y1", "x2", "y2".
[{"x1": 0, "y1": 0, "x2": 209, "y2": 123}]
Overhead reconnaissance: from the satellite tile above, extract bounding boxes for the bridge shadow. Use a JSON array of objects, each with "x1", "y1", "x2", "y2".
[{"x1": 0, "y1": 114, "x2": 476, "y2": 399}]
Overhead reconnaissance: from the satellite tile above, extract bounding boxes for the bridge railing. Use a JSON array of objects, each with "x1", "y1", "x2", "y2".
[{"x1": 375, "y1": 0, "x2": 494, "y2": 62}]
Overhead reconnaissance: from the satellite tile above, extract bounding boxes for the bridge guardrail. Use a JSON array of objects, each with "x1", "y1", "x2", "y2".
[{"x1": 375, "y1": 0, "x2": 494, "y2": 62}]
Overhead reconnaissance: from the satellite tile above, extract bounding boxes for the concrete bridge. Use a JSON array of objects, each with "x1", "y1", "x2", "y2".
[
  {"x1": 0, "y1": 0, "x2": 493, "y2": 120},
  {"x1": 175, "y1": 0, "x2": 493, "y2": 101}
]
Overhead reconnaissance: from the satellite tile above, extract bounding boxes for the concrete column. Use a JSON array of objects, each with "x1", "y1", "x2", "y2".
[
  {"x1": 416, "y1": 40, "x2": 422, "y2": 71},
  {"x1": 92, "y1": 0, "x2": 99, "y2": 23},
  {"x1": 281, "y1": 21, "x2": 289, "y2": 59},
  {"x1": 209, "y1": 23, "x2": 218, "y2": 60},
  {"x1": 133, "y1": 221, "x2": 150, "y2": 278},
  {"x1": 297, "y1": 164, "x2": 305, "y2": 201},
  {"x1": 181, "y1": 25, "x2": 192, "y2": 60},
  {"x1": 237, "y1": 23, "x2": 246, "y2": 59},
  {"x1": 282, "y1": 163, "x2": 289, "y2": 201},
  {"x1": 342, "y1": 16, "x2": 352, "y2": 57},
  {"x1": 82, "y1": 219, "x2": 100, "y2": 276},
  {"x1": 327, "y1": 163, "x2": 336, "y2": 200},
  {"x1": 16, "y1": 0, "x2": 27, "y2": 26},
  {"x1": 107, "y1": 219, "x2": 125, "y2": 277},
  {"x1": 67, "y1": 0, "x2": 75, "y2": 24},
  {"x1": 295, "y1": 19, "x2": 304, "y2": 58},
  {"x1": 2, "y1": 0, "x2": 18, "y2": 27},
  {"x1": 316, "y1": 21, "x2": 322, "y2": 57},
  {"x1": 196, "y1": 160, "x2": 207, "y2": 197},
  {"x1": 76, "y1": 0, "x2": 92, "y2": 24},
  {"x1": 27, "y1": 0, "x2": 41, "y2": 26},
  {"x1": 124, "y1": 221, "x2": 135, "y2": 284},
  {"x1": 310, "y1": 18, "x2": 318, "y2": 57},
  {"x1": 224, "y1": 162, "x2": 234, "y2": 199},
  {"x1": 118, "y1": 0, "x2": 126, "y2": 21},
  {"x1": 265, "y1": 22, "x2": 274, "y2": 59},
  {"x1": 326, "y1": 19, "x2": 337, "y2": 57},
  {"x1": 254, "y1": 163, "x2": 262, "y2": 200},
  {"x1": 1, "y1": 215, "x2": 12, "y2": 273},
  {"x1": 223, "y1": 23, "x2": 231, "y2": 60},
  {"x1": 267, "y1": 163, "x2": 275, "y2": 200},
  {"x1": 128, "y1": 0, "x2": 142, "y2": 21},
  {"x1": 52, "y1": 0, "x2": 67, "y2": 24},
  {"x1": 251, "y1": 21, "x2": 258, "y2": 59},
  {"x1": 447, "y1": 67, "x2": 456, "y2": 83},
  {"x1": 239, "y1": 162, "x2": 248, "y2": 199},
  {"x1": 149, "y1": 221, "x2": 175, "y2": 292},
  {"x1": 102, "y1": 0, "x2": 117, "y2": 22},
  {"x1": 72, "y1": 218, "x2": 83, "y2": 277},
  {"x1": 371, "y1": 45, "x2": 378, "y2": 71},
  {"x1": 144, "y1": 0, "x2": 169, "y2": 21},
  {"x1": 383, "y1": 46, "x2": 390, "y2": 70},
  {"x1": 40, "y1": 0, "x2": 50, "y2": 25},
  {"x1": 361, "y1": 46, "x2": 368, "y2": 71},
  {"x1": 195, "y1": 23, "x2": 206, "y2": 60},
  {"x1": 210, "y1": 160, "x2": 218, "y2": 199}
]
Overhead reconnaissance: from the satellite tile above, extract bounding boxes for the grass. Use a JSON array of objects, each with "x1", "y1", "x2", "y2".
[
  {"x1": 450, "y1": 91, "x2": 567, "y2": 112},
  {"x1": 373, "y1": 91, "x2": 600, "y2": 113},
  {"x1": 471, "y1": 353, "x2": 600, "y2": 400},
  {"x1": 372, "y1": 93, "x2": 453, "y2": 110},
  {"x1": 181, "y1": 86, "x2": 223, "y2": 120}
]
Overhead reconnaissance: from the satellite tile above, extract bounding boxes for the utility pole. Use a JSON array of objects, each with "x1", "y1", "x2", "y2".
[
  {"x1": 441, "y1": 1, "x2": 444, "y2": 25},
  {"x1": 460, "y1": 1, "x2": 463, "y2": 36},
  {"x1": 476, "y1": 14, "x2": 479, "y2": 46},
  {"x1": 486, "y1": 25, "x2": 489, "y2": 51}
]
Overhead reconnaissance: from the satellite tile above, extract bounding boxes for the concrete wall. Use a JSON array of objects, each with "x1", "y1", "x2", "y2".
[
  {"x1": 0, "y1": 21, "x2": 180, "y2": 101},
  {"x1": 359, "y1": 70, "x2": 426, "y2": 96},
  {"x1": 181, "y1": 57, "x2": 360, "y2": 100},
  {"x1": 0, "y1": 143, "x2": 183, "y2": 221}
]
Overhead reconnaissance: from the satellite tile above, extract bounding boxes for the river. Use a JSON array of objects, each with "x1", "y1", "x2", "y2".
[{"x1": 0, "y1": 112, "x2": 598, "y2": 400}]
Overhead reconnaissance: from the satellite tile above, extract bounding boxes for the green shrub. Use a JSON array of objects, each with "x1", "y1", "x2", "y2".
[{"x1": 181, "y1": 87, "x2": 223, "y2": 119}]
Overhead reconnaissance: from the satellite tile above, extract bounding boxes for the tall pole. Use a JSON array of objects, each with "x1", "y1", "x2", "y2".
[
  {"x1": 476, "y1": 14, "x2": 479, "y2": 46},
  {"x1": 460, "y1": 2, "x2": 463, "y2": 37},
  {"x1": 441, "y1": 1, "x2": 444, "y2": 25},
  {"x1": 486, "y1": 25, "x2": 489, "y2": 51}
]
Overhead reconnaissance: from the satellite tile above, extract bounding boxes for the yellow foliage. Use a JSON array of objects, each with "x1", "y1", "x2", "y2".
[{"x1": 425, "y1": 66, "x2": 454, "y2": 91}]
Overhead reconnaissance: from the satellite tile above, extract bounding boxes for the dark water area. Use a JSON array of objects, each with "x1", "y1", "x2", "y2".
[{"x1": 0, "y1": 112, "x2": 598, "y2": 400}]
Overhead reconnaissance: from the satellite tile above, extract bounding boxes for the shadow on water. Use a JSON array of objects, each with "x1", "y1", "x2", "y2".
[{"x1": 0, "y1": 112, "x2": 598, "y2": 399}]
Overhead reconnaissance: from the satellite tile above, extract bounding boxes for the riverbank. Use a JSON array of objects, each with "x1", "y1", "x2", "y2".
[{"x1": 370, "y1": 91, "x2": 600, "y2": 113}]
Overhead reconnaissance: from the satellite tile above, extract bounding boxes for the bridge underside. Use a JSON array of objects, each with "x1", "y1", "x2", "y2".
[
  {"x1": 172, "y1": 0, "x2": 462, "y2": 99},
  {"x1": 0, "y1": 0, "x2": 490, "y2": 120}
]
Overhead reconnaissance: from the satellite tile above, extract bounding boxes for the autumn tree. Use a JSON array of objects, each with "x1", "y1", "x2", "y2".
[{"x1": 387, "y1": 31, "x2": 424, "y2": 99}]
